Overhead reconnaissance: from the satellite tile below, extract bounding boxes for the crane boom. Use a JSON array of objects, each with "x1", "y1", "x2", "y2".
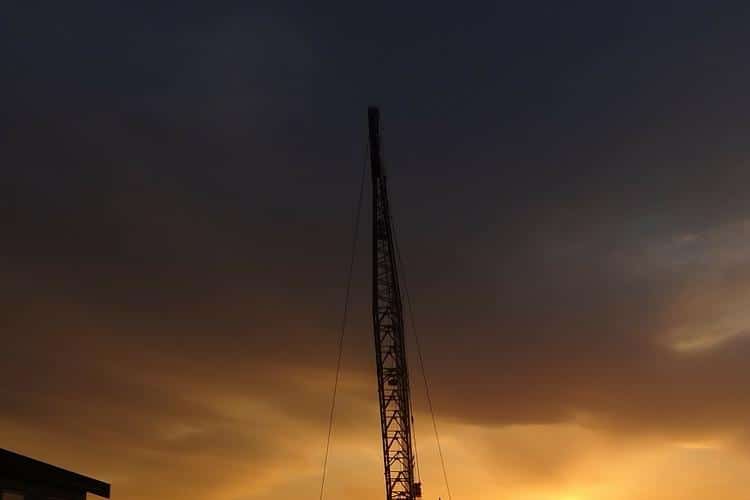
[{"x1": 368, "y1": 107, "x2": 421, "y2": 500}]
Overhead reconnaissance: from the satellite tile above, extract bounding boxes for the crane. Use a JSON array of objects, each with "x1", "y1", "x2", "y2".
[{"x1": 368, "y1": 106, "x2": 422, "y2": 500}]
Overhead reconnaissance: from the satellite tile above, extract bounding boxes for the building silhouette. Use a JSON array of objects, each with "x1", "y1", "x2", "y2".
[{"x1": 0, "y1": 448, "x2": 110, "y2": 500}]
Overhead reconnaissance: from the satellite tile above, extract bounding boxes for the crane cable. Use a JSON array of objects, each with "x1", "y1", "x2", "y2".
[
  {"x1": 393, "y1": 221, "x2": 455, "y2": 500},
  {"x1": 318, "y1": 152, "x2": 367, "y2": 500},
  {"x1": 410, "y1": 384, "x2": 422, "y2": 483}
]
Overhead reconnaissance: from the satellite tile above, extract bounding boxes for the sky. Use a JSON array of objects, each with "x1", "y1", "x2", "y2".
[{"x1": 2, "y1": 2, "x2": 750, "y2": 499}]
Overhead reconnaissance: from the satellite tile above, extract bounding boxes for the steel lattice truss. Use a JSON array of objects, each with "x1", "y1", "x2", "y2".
[{"x1": 368, "y1": 107, "x2": 419, "y2": 500}]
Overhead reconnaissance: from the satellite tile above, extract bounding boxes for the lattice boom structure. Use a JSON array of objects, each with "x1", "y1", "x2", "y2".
[{"x1": 368, "y1": 107, "x2": 421, "y2": 500}]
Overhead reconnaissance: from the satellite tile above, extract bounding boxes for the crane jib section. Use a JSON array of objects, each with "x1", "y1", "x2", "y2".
[{"x1": 368, "y1": 107, "x2": 421, "y2": 500}]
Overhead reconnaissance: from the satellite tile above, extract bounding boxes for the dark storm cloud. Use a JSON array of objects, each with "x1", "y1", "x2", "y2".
[{"x1": 3, "y1": 1, "x2": 750, "y2": 497}]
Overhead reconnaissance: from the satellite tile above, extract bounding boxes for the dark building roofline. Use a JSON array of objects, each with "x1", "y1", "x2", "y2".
[{"x1": 0, "y1": 448, "x2": 110, "y2": 498}]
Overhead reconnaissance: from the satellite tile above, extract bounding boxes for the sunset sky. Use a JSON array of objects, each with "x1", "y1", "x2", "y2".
[{"x1": 3, "y1": 2, "x2": 750, "y2": 499}]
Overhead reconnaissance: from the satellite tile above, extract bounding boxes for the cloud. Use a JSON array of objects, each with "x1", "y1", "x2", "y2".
[
  {"x1": 4, "y1": 108, "x2": 750, "y2": 498},
  {"x1": 3, "y1": 4, "x2": 750, "y2": 497}
]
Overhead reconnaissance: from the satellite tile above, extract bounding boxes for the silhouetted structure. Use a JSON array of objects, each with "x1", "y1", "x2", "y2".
[
  {"x1": 0, "y1": 448, "x2": 110, "y2": 500},
  {"x1": 368, "y1": 107, "x2": 421, "y2": 500}
]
